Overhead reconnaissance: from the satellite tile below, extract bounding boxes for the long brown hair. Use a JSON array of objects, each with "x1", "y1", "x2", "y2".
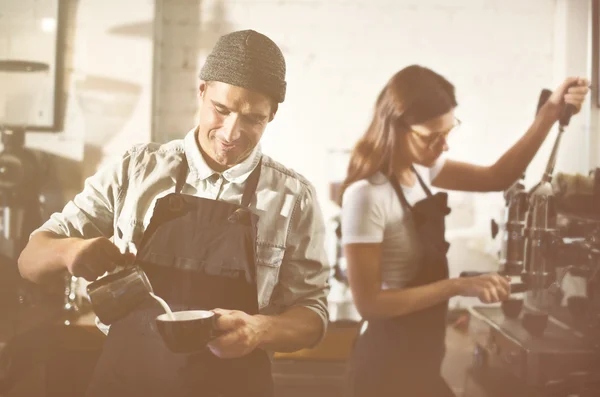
[{"x1": 339, "y1": 65, "x2": 457, "y2": 203}]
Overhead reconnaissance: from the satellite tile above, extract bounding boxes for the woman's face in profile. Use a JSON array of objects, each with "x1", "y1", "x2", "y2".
[{"x1": 399, "y1": 109, "x2": 457, "y2": 167}]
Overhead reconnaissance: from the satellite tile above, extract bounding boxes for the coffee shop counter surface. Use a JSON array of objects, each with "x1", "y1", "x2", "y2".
[
  {"x1": 0, "y1": 301, "x2": 361, "y2": 356},
  {"x1": 77, "y1": 300, "x2": 362, "y2": 362},
  {"x1": 0, "y1": 302, "x2": 106, "y2": 397}
]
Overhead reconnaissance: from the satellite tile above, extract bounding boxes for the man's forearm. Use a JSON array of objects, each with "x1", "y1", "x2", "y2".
[
  {"x1": 18, "y1": 232, "x2": 72, "y2": 284},
  {"x1": 255, "y1": 306, "x2": 325, "y2": 353}
]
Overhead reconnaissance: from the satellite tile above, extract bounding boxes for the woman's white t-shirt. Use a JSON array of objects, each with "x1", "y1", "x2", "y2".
[{"x1": 341, "y1": 159, "x2": 446, "y2": 289}]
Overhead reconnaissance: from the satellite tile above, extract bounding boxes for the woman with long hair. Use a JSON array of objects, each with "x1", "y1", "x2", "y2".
[{"x1": 341, "y1": 65, "x2": 589, "y2": 396}]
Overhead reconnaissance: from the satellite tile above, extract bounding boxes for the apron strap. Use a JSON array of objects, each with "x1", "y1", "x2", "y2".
[
  {"x1": 389, "y1": 175, "x2": 412, "y2": 211},
  {"x1": 389, "y1": 167, "x2": 432, "y2": 210},
  {"x1": 412, "y1": 166, "x2": 433, "y2": 197},
  {"x1": 174, "y1": 156, "x2": 262, "y2": 206},
  {"x1": 241, "y1": 158, "x2": 262, "y2": 208}
]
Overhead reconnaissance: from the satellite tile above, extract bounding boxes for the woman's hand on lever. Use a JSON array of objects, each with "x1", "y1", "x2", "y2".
[
  {"x1": 544, "y1": 77, "x2": 590, "y2": 120},
  {"x1": 432, "y1": 77, "x2": 589, "y2": 193},
  {"x1": 454, "y1": 273, "x2": 511, "y2": 304}
]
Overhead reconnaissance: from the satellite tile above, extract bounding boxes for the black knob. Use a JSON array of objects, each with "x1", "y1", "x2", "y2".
[
  {"x1": 536, "y1": 89, "x2": 553, "y2": 116},
  {"x1": 491, "y1": 219, "x2": 499, "y2": 239}
]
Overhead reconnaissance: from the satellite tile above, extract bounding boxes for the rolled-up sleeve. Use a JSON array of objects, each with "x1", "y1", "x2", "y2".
[
  {"x1": 272, "y1": 183, "x2": 331, "y2": 345},
  {"x1": 33, "y1": 152, "x2": 130, "y2": 239}
]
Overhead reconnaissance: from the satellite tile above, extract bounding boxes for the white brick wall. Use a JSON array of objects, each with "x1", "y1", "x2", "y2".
[
  {"x1": 152, "y1": 0, "x2": 575, "y2": 219},
  {"x1": 18, "y1": 0, "x2": 593, "y2": 279},
  {"x1": 152, "y1": 0, "x2": 595, "y2": 297}
]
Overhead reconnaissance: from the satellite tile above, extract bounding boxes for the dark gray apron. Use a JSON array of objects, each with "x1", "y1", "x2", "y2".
[
  {"x1": 86, "y1": 156, "x2": 273, "y2": 397},
  {"x1": 348, "y1": 169, "x2": 455, "y2": 397}
]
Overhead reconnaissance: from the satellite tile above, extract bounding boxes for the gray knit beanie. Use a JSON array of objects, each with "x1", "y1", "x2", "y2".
[{"x1": 199, "y1": 30, "x2": 287, "y2": 103}]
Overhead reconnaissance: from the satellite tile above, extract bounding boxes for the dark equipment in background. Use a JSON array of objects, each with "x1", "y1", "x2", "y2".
[
  {"x1": 0, "y1": 126, "x2": 45, "y2": 317},
  {"x1": 0, "y1": 127, "x2": 43, "y2": 257},
  {"x1": 0, "y1": 126, "x2": 68, "y2": 394}
]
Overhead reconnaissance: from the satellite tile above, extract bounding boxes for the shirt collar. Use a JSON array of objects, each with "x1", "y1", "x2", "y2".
[{"x1": 183, "y1": 126, "x2": 262, "y2": 184}]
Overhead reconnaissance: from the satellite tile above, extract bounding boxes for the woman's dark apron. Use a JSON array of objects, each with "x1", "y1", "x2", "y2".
[
  {"x1": 348, "y1": 169, "x2": 455, "y2": 397},
  {"x1": 86, "y1": 157, "x2": 273, "y2": 397}
]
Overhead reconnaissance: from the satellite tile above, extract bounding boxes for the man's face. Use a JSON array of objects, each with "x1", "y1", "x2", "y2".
[{"x1": 197, "y1": 81, "x2": 275, "y2": 172}]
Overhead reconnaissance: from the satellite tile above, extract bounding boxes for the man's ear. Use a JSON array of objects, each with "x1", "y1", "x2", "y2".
[
  {"x1": 269, "y1": 103, "x2": 278, "y2": 122},
  {"x1": 199, "y1": 80, "x2": 209, "y2": 99}
]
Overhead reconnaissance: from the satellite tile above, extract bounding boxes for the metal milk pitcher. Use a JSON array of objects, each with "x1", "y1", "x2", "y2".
[{"x1": 86, "y1": 266, "x2": 153, "y2": 325}]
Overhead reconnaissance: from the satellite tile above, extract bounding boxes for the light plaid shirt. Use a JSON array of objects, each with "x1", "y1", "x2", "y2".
[{"x1": 35, "y1": 127, "x2": 330, "y2": 339}]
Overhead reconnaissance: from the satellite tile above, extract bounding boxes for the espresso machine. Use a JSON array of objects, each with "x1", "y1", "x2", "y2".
[
  {"x1": 493, "y1": 176, "x2": 528, "y2": 276},
  {"x1": 463, "y1": 92, "x2": 600, "y2": 397},
  {"x1": 520, "y1": 102, "x2": 600, "y2": 333},
  {"x1": 492, "y1": 89, "x2": 552, "y2": 277}
]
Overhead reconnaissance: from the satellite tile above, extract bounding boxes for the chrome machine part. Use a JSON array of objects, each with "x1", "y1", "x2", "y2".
[
  {"x1": 500, "y1": 179, "x2": 529, "y2": 275},
  {"x1": 523, "y1": 99, "x2": 577, "y2": 315},
  {"x1": 496, "y1": 89, "x2": 552, "y2": 276}
]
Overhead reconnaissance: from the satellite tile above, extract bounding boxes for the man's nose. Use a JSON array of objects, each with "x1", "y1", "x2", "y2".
[{"x1": 221, "y1": 114, "x2": 242, "y2": 142}]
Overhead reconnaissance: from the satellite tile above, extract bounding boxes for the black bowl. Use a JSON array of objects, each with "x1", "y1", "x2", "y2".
[
  {"x1": 521, "y1": 311, "x2": 548, "y2": 337},
  {"x1": 501, "y1": 298, "x2": 523, "y2": 318},
  {"x1": 156, "y1": 310, "x2": 218, "y2": 353}
]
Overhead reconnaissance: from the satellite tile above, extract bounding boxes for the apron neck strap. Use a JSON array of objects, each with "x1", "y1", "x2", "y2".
[
  {"x1": 174, "y1": 155, "x2": 262, "y2": 208},
  {"x1": 389, "y1": 167, "x2": 432, "y2": 210},
  {"x1": 412, "y1": 166, "x2": 433, "y2": 197},
  {"x1": 389, "y1": 176, "x2": 412, "y2": 210},
  {"x1": 175, "y1": 155, "x2": 262, "y2": 207},
  {"x1": 241, "y1": 158, "x2": 262, "y2": 208}
]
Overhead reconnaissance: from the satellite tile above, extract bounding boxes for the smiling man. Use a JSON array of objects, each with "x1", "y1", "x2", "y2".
[{"x1": 18, "y1": 30, "x2": 330, "y2": 397}]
